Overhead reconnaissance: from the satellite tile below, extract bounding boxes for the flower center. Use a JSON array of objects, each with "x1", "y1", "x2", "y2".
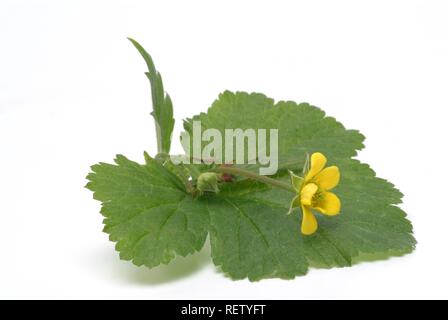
[
  {"x1": 311, "y1": 189, "x2": 324, "y2": 207},
  {"x1": 300, "y1": 183, "x2": 318, "y2": 206}
]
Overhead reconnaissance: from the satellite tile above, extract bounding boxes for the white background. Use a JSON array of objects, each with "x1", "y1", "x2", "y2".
[{"x1": 1, "y1": 0, "x2": 447, "y2": 299}]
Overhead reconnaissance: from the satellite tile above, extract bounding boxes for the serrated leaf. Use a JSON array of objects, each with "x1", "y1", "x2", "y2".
[
  {"x1": 87, "y1": 88, "x2": 415, "y2": 281},
  {"x1": 183, "y1": 91, "x2": 365, "y2": 170},
  {"x1": 217, "y1": 159, "x2": 415, "y2": 272},
  {"x1": 129, "y1": 38, "x2": 175, "y2": 154},
  {"x1": 86, "y1": 153, "x2": 208, "y2": 267},
  {"x1": 303, "y1": 158, "x2": 416, "y2": 267},
  {"x1": 180, "y1": 91, "x2": 415, "y2": 277},
  {"x1": 206, "y1": 188, "x2": 309, "y2": 280}
]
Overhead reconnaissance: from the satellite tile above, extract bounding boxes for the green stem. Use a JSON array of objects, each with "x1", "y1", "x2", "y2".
[{"x1": 211, "y1": 166, "x2": 296, "y2": 193}]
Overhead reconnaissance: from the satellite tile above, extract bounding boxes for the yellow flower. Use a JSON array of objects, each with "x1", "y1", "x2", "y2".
[{"x1": 289, "y1": 152, "x2": 341, "y2": 235}]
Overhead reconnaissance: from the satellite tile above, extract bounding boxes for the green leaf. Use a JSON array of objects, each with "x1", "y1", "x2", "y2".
[
  {"x1": 217, "y1": 159, "x2": 416, "y2": 271},
  {"x1": 304, "y1": 158, "x2": 416, "y2": 267},
  {"x1": 206, "y1": 184, "x2": 309, "y2": 281},
  {"x1": 180, "y1": 91, "x2": 415, "y2": 277},
  {"x1": 87, "y1": 88, "x2": 415, "y2": 281},
  {"x1": 86, "y1": 153, "x2": 208, "y2": 267},
  {"x1": 86, "y1": 154, "x2": 310, "y2": 278},
  {"x1": 128, "y1": 38, "x2": 175, "y2": 154},
  {"x1": 183, "y1": 91, "x2": 365, "y2": 170}
]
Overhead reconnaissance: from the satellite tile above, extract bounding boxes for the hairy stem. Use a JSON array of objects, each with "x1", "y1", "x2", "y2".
[{"x1": 211, "y1": 166, "x2": 296, "y2": 193}]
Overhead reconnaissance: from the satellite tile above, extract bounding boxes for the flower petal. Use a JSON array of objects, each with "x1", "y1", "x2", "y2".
[
  {"x1": 305, "y1": 152, "x2": 327, "y2": 181},
  {"x1": 287, "y1": 195, "x2": 301, "y2": 215},
  {"x1": 289, "y1": 171, "x2": 304, "y2": 192},
  {"x1": 300, "y1": 183, "x2": 318, "y2": 206},
  {"x1": 314, "y1": 166, "x2": 340, "y2": 190},
  {"x1": 301, "y1": 205, "x2": 318, "y2": 235},
  {"x1": 314, "y1": 191, "x2": 341, "y2": 216}
]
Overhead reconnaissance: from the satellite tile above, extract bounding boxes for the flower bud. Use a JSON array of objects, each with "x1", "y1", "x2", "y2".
[{"x1": 197, "y1": 172, "x2": 219, "y2": 193}]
